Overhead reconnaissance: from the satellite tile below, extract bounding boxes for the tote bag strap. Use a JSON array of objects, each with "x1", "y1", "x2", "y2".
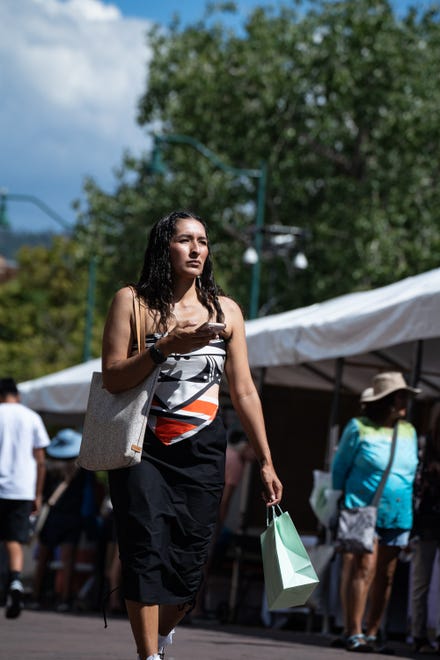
[
  {"x1": 129, "y1": 286, "x2": 146, "y2": 356},
  {"x1": 371, "y1": 420, "x2": 399, "y2": 508}
]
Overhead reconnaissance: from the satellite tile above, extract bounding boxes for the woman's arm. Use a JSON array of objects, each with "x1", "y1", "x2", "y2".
[
  {"x1": 101, "y1": 287, "x2": 160, "y2": 392},
  {"x1": 32, "y1": 447, "x2": 46, "y2": 515},
  {"x1": 222, "y1": 297, "x2": 283, "y2": 506},
  {"x1": 102, "y1": 287, "x2": 226, "y2": 393}
]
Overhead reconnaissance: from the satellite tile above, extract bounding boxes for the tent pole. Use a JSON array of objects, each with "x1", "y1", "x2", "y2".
[
  {"x1": 320, "y1": 358, "x2": 344, "y2": 635},
  {"x1": 407, "y1": 340, "x2": 423, "y2": 422},
  {"x1": 325, "y1": 357, "x2": 345, "y2": 471}
]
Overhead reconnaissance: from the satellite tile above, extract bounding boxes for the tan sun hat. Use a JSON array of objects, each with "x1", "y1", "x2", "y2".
[
  {"x1": 361, "y1": 372, "x2": 421, "y2": 403},
  {"x1": 360, "y1": 387, "x2": 374, "y2": 403}
]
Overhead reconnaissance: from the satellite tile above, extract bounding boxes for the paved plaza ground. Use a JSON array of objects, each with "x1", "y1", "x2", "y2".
[{"x1": 0, "y1": 608, "x2": 420, "y2": 660}]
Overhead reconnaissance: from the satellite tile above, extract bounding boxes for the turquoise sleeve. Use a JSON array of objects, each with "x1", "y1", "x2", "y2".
[{"x1": 331, "y1": 418, "x2": 360, "y2": 491}]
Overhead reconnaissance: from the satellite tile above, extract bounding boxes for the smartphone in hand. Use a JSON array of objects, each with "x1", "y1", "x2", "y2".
[{"x1": 203, "y1": 322, "x2": 226, "y2": 332}]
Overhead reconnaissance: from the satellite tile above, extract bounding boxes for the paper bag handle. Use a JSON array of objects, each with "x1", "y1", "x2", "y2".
[{"x1": 266, "y1": 504, "x2": 284, "y2": 527}]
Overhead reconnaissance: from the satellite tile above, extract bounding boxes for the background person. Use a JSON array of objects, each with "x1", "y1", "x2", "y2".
[
  {"x1": 329, "y1": 386, "x2": 372, "y2": 649},
  {"x1": 0, "y1": 377, "x2": 50, "y2": 619},
  {"x1": 103, "y1": 210, "x2": 283, "y2": 660},
  {"x1": 332, "y1": 372, "x2": 420, "y2": 652},
  {"x1": 192, "y1": 428, "x2": 256, "y2": 619},
  {"x1": 31, "y1": 428, "x2": 103, "y2": 612},
  {"x1": 410, "y1": 402, "x2": 440, "y2": 653}
]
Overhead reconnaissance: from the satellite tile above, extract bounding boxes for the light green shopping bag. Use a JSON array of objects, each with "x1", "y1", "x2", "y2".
[{"x1": 260, "y1": 505, "x2": 319, "y2": 611}]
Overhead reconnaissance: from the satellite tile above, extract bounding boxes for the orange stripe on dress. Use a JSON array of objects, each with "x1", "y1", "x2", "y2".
[
  {"x1": 182, "y1": 398, "x2": 218, "y2": 417},
  {"x1": 154, "y1": 400, "x2": 219, "y2": 445},
  {"x1": 155, "y1": 417, "x2": 197, "y2": 445}
]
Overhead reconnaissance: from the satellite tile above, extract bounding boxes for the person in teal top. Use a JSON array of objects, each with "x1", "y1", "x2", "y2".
[
  {"x1": 331, "y1": 372, "x2": 420, "y2": 653},
  {"x1": 333, "y1": 417, "x2": 418, "y2": 530}
]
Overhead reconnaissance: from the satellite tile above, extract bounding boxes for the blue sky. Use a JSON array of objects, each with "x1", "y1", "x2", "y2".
[
  {"x1": 105, "y1": 0, "x2": 433, "y2": 22},
  {"x1": 0, "y1": 0, "x2": 436, "y2": 235},
  {"x1": 103, "y1": 0, "x2": 267, "y2": 24}
]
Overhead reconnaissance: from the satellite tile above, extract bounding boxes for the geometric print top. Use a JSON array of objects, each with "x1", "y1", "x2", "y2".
[{"x1": 146, "y1": 334, "x2": 226, "y2": 446}]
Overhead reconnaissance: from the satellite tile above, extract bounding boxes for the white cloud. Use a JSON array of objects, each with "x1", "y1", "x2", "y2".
[{"x1": 0, "y1": 0, "x2": 152, "y2": 230}]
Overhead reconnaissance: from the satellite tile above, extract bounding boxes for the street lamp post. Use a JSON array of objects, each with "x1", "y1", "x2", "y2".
[
  {"x1": 0, "y1": 190, "x2": 95, "y2": 362},
  {"x1": 0, "y1": 193, "x2": 71, "y2": 231},
  {"x1": 150, "y1": 134, "x2": 267, "y2": 320}
]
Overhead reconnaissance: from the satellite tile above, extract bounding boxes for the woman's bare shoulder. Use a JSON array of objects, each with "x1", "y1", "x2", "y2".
[
  {"x1": 219, "y1": 296, "x2": 245, "y2": 338},
  {"x1": 219, "y1": 295, "x2": 243, "y2": 317},
  {"x1": 114, "y1": 285, "x2": 135, "y2": 301},
  {"x1": 105, "y1": 286, "x2": 134, "y2": 315},
  {"x1": 114, "y1": 286, "x2": 158, "y2": 331}
]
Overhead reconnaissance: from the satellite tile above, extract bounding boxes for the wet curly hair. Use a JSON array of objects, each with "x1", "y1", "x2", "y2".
[{"x1": 135, "y1": 210, "x2": 224, "y2": 330}]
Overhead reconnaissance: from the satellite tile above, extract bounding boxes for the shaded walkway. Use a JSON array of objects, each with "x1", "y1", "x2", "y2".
[{"x1": 0, "y1": 608, "x2": 418, "y2": 659}]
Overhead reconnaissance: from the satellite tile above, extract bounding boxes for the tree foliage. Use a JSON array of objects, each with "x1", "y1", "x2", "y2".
[
  {"x1": 3, "y1": 0, "x2": 440, "y2": 380},
  {"x1": 78, "y1": 0, "x2": 440, "y2": 322},
  {"x1": 0, "y1": 237, "x2": 103, "y2": 381}
]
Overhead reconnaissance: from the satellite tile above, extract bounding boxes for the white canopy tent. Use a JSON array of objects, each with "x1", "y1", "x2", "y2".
[
  {"x1": 19, "y1": 268, "x2": 440, "y2": 414},
  {"x1": 19, "y1": 358, "x2": 101, "y2": 416},
  {"x1": 246, "y1": 267, "x2": 440, "y2": 400}
]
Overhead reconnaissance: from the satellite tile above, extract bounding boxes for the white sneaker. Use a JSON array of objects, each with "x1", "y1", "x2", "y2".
[
  {"x1": 159, "y1": 628, "x2": 174, "y2": 658},
  {"x1": 5, "y1": 579, "x2": 24, "y2": 619}
]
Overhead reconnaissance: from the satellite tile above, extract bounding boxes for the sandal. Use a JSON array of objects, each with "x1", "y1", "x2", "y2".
[{"x1": 346, "y1": 634, "x2": 374, "y2": 653}]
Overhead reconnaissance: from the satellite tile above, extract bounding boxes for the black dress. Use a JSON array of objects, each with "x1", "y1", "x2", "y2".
[{"x1": 108, "y1": 338, "x2": 227, "y2": 604}]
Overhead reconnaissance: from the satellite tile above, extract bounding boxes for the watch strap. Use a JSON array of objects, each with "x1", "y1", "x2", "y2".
[{"x1": 150, "y1": 344, "x2": 167, "y2": 364}]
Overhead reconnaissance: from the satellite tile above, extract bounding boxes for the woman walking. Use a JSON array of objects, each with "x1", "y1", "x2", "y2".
[{"x1": 102, "y1": 210, "x2": 283, "y2": 660}]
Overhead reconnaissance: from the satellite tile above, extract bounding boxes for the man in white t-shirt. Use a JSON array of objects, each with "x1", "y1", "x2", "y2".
[{"x1": 0, "y1": 377, "x2": 50, "y2": 619}]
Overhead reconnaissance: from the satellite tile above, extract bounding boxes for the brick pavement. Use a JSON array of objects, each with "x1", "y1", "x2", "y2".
[{"x1": 0, "y1": 608, "x2": 418, "y2": 660}]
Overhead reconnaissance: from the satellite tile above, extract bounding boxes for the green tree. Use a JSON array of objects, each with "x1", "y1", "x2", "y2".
[
  {"x1": 4, "y1": 0, "x2": 440, "y2": 380},
  {"x1": 0, "y1": 237, "x2": 103, "y2": 381},
  {"x1": 78, "y1": 0, "x2": 440, "y2": 317}
]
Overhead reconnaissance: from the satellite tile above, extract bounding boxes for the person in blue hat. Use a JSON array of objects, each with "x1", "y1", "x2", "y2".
[
  {"x1": 46, "y1": 428, "x2": 82, "y2": 461},
  {"x1": 31, "y1": 429, "x2": 102, "y2": 611}
]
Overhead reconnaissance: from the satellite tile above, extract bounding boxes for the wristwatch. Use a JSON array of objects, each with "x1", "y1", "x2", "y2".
[{"x1": 149, "y1": 344, "x2": 167, "y2": 365}]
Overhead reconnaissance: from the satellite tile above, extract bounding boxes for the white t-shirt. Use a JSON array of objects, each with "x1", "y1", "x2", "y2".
[{"x1": 0, "y1": 402, "x2": 50, "y2": 500}]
